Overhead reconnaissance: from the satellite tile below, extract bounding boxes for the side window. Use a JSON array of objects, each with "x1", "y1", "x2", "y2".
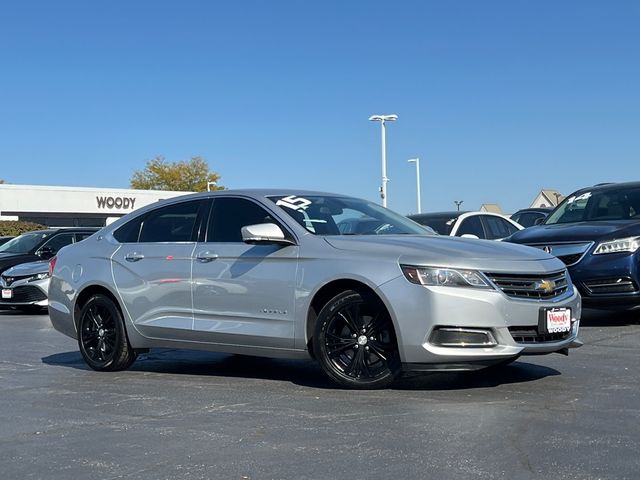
[
  {"x1": 207, "y1": 198, "x2": 281, "y2": 243},
  {"x1": 456, "y1": 216, "x2": 484, "y2": 238},
  {"x1": 139, "y1": 200, "x2": 205, "y2": 243},
  {"x1": 483, "y1": 216, "x2": 517, "y2": 240},
  {"x1": 113, "y1": 216, "x2": 144, "y2": 243},
  {"x1": 75, "y1": 232, "x2": 94, "y2": 242},
  {"x1": 41, "y1": 233, "x2": 75, "y2": 254}
]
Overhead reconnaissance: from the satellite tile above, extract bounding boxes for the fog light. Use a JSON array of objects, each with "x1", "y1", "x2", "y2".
[{"x1": 430, "y1": 327, "x2": 497, "y2": 347}]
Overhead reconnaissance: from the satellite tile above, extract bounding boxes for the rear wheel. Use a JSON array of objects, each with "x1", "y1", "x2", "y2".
[
  {"x1": 313, "y1": 290, "x2": 400, "y2": 389},
  {"x1": 77, "y1": 294, "x2": 137, "y2": 371}
]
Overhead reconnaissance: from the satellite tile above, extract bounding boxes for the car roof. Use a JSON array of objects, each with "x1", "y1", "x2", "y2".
[
  {"x1": 23, "y1": 227, "x2": 100, "y2": 235},
  {"x1": 574, "y1": 181, "x2": 640, "y2": 195},
  {"x1": 409, "y1": 211, "x2": 468, "y2": 220},
  {"x1": 513, "y1": 208, "x2": 552, "y2": 214}
]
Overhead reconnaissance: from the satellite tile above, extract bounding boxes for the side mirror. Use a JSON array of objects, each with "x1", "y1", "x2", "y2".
[
  {"x1": 460, "y1": 234, "x2": 480, "y2": 240},
  {"x1": 241, "y1": 223, "x2": 295, "y2": 246},
  {"x1": 37, "y1": 246, "x2": 56, "y2": 259},
  {"x1": 534, "y1": 217, "x2": 545, "y2": 225}
]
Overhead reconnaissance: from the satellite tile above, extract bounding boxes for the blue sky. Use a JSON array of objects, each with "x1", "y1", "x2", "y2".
[{"x1": 1, "y1": 1, "x2": 638, "y2": 214}]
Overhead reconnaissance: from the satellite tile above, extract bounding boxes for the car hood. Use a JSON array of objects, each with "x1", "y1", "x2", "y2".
[
  {"x1": 323, "y1": 235, "x2": 563, "y2": 273},
  {"x1": 0, "y1": 253, "x2": 39, "y2": 273},
  {"x1": 2, "y1": 259, "x2": 49, "y2": 277},
  {"x1": 508, "y1": 220, "x2": 640, "y2": 244}
]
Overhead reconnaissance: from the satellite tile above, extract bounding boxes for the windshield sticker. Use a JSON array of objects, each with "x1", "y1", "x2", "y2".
[
  {"x1": 276, "y1": 195, "x2": 312, "y2": 211},
  {"x1": 567, "y1": 192, "x2": 591, "y2": 204}
]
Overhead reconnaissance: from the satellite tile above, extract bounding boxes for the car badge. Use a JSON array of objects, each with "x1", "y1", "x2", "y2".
[
  {"x1": 543, "y1": 246, "x2": 552, "y2": 254},
  {"x1": 534, "y1": 279, "x2": 556, "y2": 294}
]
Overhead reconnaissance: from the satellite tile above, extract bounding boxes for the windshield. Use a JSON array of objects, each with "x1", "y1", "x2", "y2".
[
  {"x1": 410, "y1": 215, "x2": 459, "y2": 235},
  {"x1": 545, "y1": 186, "x2": 640, "y2": 224},
  {"x1": 0, "y1": 232, "x2": 51, "y2": 254},
  {"x1": 269, "y1": 195, "x2": 431, "y2": 235}
]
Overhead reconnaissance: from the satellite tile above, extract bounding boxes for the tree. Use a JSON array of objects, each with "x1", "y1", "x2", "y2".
[{"x1": 130, "y1": 156, "x2": 224, "y2": 192}]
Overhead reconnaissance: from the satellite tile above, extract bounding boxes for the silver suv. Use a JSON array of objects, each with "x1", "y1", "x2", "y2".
[{"x1": 49, "y1": 190, "x2": 582, "y2": 389}]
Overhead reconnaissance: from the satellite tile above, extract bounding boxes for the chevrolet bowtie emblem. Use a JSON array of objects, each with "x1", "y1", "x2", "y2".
[{"x1": 534, "y1": 279, "x2": 556, "y2": 293}]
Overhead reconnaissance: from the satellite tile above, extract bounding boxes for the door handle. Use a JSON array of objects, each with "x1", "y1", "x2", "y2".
[
  {"x1": 124, "y1": 252, "x2": 145, "y2": 262},
  {"x1": 196, "y1": 251, "x2": 219, "y2": 262}
]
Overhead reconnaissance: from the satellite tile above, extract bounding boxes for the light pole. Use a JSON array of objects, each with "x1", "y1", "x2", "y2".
[
  {"x1": 454, "y1": 200, "x2": 464, "y2": 211},
  {"x1": 369, "y1": 114, "x2": 398, "y2": 207},
  {"x1": 407, "y1": 158, "x2": 421, "y2": 213},
  {"x1": 207, "y1": 181, "x2": 217, "y2": 192}
]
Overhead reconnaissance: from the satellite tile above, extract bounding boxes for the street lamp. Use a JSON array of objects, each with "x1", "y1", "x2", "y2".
[
  {"x1": 407, "y1": 158, "x2": 421, "y2": 213},
  {"x1": 369, "y1": 114, "x2": 398, "y2": 207},
  {"x1": 207, "y1": 181, "x2": 217, "y2": 192},
  {"x1": 454, "y1": 200, "x2": 464, "y2": 211}
]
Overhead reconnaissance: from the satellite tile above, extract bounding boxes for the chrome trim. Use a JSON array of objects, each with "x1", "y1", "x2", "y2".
[
  {"x1": 526, "y1": 241, "x2": 594, "y2": 267},
  {"x1": 430, "y1": 327, "x2": 498, "y2": 347}
]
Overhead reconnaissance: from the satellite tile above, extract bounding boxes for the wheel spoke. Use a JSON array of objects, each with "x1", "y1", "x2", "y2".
[
  {"x1": 365, "y1": 313, "x2": 386, "y2": 335},
  {"x1": 346, "y1": 303, "x2": 363, "y2": 330},
  {"x1": 345, "y1": 346, "x2": 365, "y2": 377},
  {"x1": 337, "y1": 311, "x2": 359, "y2": 334},
  {"x1": 368, "y1": 342, "x2": 388, "y2": 362},
  {"x1": 88, "y1": 308, "x2": 101, "y2": 328}
]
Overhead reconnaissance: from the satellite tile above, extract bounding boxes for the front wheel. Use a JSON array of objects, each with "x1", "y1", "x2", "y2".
[
  {"x1": 77, "y1": 294, "x2": 137, "y2": 371},
  {"x1": 313, "y1": 290, "x2": 400, "y2": 389}
]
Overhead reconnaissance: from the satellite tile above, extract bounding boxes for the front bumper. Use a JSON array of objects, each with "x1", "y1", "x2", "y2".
[
  {"x1": 0, "y1": 278, "x2": 50, "y2": 308},
  {"x1": 568, "y1": 251, "x2": 640, "y2": 310},
  {"x1": 377, "y1": 275, "x2": 582, "y2": 370}
]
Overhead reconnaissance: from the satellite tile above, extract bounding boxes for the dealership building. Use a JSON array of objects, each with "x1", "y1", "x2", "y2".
[{"x1": 0, "y1": 184, "x2": 191, "y2": 227}]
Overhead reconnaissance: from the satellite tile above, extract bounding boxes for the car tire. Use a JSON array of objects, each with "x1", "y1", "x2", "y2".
[
  {"x1": 313, "y1": 290, "x2": 400, "y2": 389},
  {"x1": 77, "y1": 294, "x2": 137, "y2": 371}
]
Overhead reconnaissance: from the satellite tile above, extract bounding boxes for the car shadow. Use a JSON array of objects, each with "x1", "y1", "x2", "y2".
[
  {"x1": 580, "y1": 308, "x2": 640, "y2": 327},
  {"x1": 42, "y1": 349, "x2": 560, "y2": 391}
]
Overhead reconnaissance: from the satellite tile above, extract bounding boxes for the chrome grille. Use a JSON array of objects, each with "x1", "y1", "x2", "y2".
[
  {"x1": 508, "y1": 326, "x2": 572, "y2": 344},
  {"x1": 0, "y1": 286, "x2": 47, "y2": 304},
  {"x1": 484, "y1": 270, "x2": 569, "y2": 300},
  {"x1": 1, "y1": 275, "x2": 31, "y2": 287},
  {"x1": 526, "y1": 242, "x2": 593, "y2": 267}
]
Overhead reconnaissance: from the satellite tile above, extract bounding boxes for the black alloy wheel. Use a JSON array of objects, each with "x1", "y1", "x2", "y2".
[
  {"x1": 78, "y1": 294, "x2": 137, "y2": 371},
  {"x1": 313, "y1": 290, "x2": 400, "y2": 389}
]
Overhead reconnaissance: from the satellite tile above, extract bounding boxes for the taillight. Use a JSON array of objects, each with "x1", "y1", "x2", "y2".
[{"x1": 49, "y1": 255, "x2": 58, "y2": 277}]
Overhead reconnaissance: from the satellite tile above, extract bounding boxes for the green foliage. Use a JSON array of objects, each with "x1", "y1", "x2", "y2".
[
  {"x1": 130, "y1": 156, "x2": 224, "y2": 192},
  {"x1": 0, "y1": 221, "x2": 47, "y2": 237}
]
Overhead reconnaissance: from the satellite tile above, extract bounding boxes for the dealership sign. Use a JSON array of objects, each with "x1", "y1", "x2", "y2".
[{"x1": 96, "y1": 196, "x2": 137, "y2": 210}]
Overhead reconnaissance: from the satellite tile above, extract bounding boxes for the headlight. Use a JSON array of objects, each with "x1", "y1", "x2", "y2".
[
  {"x1": 593, "y1": 236, "x2": 640, "y2": 255},
  {"x1": 28, "y1": 272, "x2": 50, "y2": 282},
  {"x1": 401, "y1": 265, "x2": 491, "y2": 288}
]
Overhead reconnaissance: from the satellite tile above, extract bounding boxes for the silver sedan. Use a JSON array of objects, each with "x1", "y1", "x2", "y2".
[{"x1": 48, "y1": 190, "x2": 582, "y2": 389}]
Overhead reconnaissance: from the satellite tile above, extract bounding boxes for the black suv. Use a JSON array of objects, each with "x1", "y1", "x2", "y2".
[
  {"x1": 0, "y1": 228, "x2": 99, "y2": 274},
  {"x1": 507, "y1": 182, "x2": 640, "y2": 311}
]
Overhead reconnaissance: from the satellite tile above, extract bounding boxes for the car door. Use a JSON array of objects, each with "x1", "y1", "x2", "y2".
[
  {"x1": 191, "y1": 196, "x2": 298, "y2": 349},
  {"x1": 111, "y1": 199, "x2": 208, "y2": 340}
]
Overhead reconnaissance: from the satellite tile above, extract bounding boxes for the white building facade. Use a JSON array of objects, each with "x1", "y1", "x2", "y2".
[{"x1": 0, "y1": 184, "x2": 191, "y2": 227}]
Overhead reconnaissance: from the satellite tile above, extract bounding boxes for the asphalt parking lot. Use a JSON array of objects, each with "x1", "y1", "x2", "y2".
[{"x1": 0, "y1": 310, "x2": 638, "y2": 480}]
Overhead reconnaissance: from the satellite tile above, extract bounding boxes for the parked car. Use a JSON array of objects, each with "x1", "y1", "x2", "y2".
[
  {"x1": 511, "y1": 208, "x2": 553, "y2": 228},
  {"x1": 0, "y1": 236, "x2": 14, "y2": 246},
  {"x1": 0, "y1": 260, "x2": 50, "y2": 313},
  {"x1": 0, "y1": 228, "x2": 99, "y2": 275},
  {"x1": 409, "y1": 211, "x2": 523, "y2": 240},
  {"x1": 507, "y1": 181, "x2": 640, "y2": 311},
  {"x1": 49, "y1": 190, "x2": 581, "y2": 389}
]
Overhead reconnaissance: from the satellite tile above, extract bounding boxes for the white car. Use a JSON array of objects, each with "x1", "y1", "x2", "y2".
[{"x1": 409, "y1": 211, "x2": 524, "y2": 240}]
